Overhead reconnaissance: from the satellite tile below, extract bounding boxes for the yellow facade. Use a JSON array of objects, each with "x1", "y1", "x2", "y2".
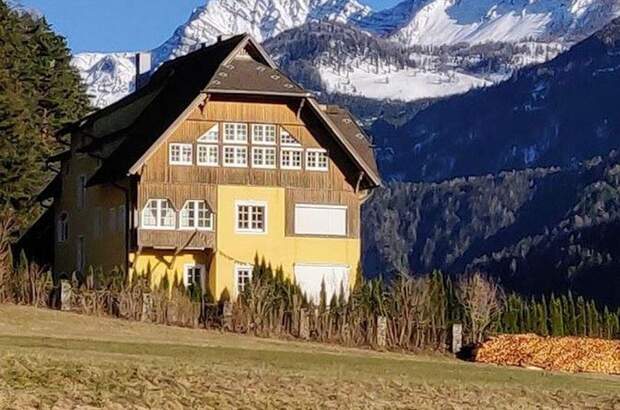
[{"x1": 130, "y1": 184, "x2": 360, "y2": 299}]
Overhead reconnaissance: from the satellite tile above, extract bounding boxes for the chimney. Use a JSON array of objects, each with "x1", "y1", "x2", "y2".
[{"x1": 135, "y1": 52, "x2": 152, "y2": 90}]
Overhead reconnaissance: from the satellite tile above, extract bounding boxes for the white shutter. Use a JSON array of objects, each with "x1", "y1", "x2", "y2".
[
  {"x1": 294, "y1": 264, "x2": 349, "y2": 304},
  {"x1": 294, "y1": 204, "x2": 346, "y2": 236}
]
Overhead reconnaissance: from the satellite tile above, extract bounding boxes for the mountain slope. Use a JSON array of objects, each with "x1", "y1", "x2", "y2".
[
  {"x1": 363, "y1": 152, "x2": 620, "y2": 307},
  {"x1": 74, "y1": 0, "x2": 620, "y2": 108},
  {"x1": 374, "y1": 17, "x2": 620, "y2": 181}
]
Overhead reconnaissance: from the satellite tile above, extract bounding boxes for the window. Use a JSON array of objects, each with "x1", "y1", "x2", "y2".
[
  {"x1": 252, "y1": 124, "x2": 276, "y2": 145},
  {"x1": 294, "y1": 264, "x2": 350, "y2": 304},
  {"x1": 77, "y1": 175, "x2": 86, "y2": 208},
  {"x1": 236, "y1": 202, "x2": 266, "y2": 233},
  {"x1": 223, "y1": 146, "x2": 247, "y2": 167},
  {"x1": 183, "y1": 264, "x2": 204, "y2": 288},
  {"x1": 77, "y1": 236, "x2": 85, "y2": 272},
  {"x1": 141, "y1": 199, "x2": 176, "y2": 229},
  {"x1": 180, "y1": 200, "x2": 213, "y2": 230},
  {"x1": 281, "y1": 148, "x2": 303, "y2": 170},
  {"x1": 294, "y1": 204, "x2": 347, "y2": 236},
  {"x1": 235, "y1": 264, "x2": 253, "y2": 295},
  {"x1": 117, "y1": 205, "x2": 125, "y2": 233},
  {"x1": 169, "y1": 143, "x2": 193, "y2": 165},
  {"x1": 57, "y1": 212, "x2": 69, "y2": 243},
  {"x1": 306, "y1": 149, "x2": 328, "y2": 171},
  {"x1": 280, "y1": 128, "x2": 300, "y2": 146},
  {"x1": 109, "y1": 207, "x2": 117, "y2": 233},
  {"x1": 223, "y1": 123, "x2": 247, "y2": 144},
  {"x1": 197, "y1": 144, "x2": 218, "y2": 166},
  {"x1": 251, "y1": 147, "x2": 276, "y2": 169},
  {"x1": 197, "y1": 125, "x2": 218, "y2": 143}
]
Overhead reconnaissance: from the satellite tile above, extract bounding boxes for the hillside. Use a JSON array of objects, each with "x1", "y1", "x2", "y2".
[
  {"x1": 363, "y1": 152, "x2": 620, "y2": 307},
  {"x1": 0, "y1": 305, "x2": 618, "y2": 407},
  {"x1": 374, "y1": 17, "x2": 620, "y2": 181}
]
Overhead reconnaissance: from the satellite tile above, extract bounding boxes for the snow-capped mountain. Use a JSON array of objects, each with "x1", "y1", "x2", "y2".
[{"x1": 74, "y1": 0, "x2": 620, "y2": 108}]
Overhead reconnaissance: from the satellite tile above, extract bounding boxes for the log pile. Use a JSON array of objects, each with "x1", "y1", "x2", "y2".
[{"x1": 475, "y1": 334, "x2": 620, "y2": 374}]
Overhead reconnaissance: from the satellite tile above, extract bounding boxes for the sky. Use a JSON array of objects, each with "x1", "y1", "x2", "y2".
[{"x1": 16, "y1": 0, "x2": 401, "y2": 54}]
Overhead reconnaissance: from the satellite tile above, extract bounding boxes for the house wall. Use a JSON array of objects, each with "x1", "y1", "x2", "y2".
[
  {"x1": 54, "y1": 137, "x2": 127, "y2": 275},
  {"x1": 130, "y1": 250, "x2": 211, "y2": 290}
]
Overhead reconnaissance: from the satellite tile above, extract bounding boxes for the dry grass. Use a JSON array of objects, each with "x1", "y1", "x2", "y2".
[{"x1": 0, "y1": 305, "x2": 618, "y2": 409}]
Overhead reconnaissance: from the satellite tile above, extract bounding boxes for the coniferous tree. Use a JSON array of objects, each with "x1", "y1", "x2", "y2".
[{"x1": 0, "y1": 3, "x2": 89, "y2": 225}]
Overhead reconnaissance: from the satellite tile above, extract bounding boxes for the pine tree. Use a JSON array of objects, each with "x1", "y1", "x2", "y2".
[
  {"x1": 576, "y1": 296, "x2": 587, "y2": 336},
  {"x1": 0, "y1": 2, "x2": 89, "y2": 225}
]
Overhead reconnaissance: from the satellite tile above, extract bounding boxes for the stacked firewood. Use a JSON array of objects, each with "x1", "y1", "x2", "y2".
[{"x1": 475, "y1": 334, "x2": 620, "y2": 374}]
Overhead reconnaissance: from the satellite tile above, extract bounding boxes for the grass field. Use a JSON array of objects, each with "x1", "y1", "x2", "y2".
[{"x1": 0, "y1": 305, "x2": 618, "y2": 409}]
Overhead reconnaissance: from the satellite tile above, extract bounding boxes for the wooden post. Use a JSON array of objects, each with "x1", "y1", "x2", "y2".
[
  {"x1": 60, "y1": 280, "x2": 71, "y2": 311},
  {"x1": 299, "y1": 308, "x2": 310, "y2": 340},
  {"x1": 452, "y1": 323, "x2": 463, "y2": 354},
  {"x1": 141, "y1": 293, "x2": 153, "y2": 322},
  {"x1": 376, "y1": 316, "x2": 387, "y2": 349},
  {"x1": 222, "y1": 301, "x2": 232, "y2": 331}
]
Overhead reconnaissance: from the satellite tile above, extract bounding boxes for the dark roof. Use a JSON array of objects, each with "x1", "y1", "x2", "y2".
[
  {"x1": 205, "y1": 57, "x2": 308, "y2": 96},
  {"x1": 36, "y1": 174, "x2": 62, "y2": 201},
  {"x1": 322, "y1": 105, "x2": 379, "y2": 182},
  {"x1": 88, "y1": 34, "x2": 247, "y2": 186}
]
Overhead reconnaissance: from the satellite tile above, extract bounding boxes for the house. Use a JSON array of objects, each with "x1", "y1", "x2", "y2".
[{"x1": 32, "y1": 34, "x2": 380, "y2": 301}]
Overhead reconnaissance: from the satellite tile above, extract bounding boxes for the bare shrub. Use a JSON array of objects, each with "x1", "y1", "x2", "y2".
[{"x1": 457, "y1": 272, "x2": 504, "y2": 344}]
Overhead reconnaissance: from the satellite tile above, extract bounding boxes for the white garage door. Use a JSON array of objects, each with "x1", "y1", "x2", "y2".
[
  {"x1": 294, "y1": 264, "x2": 350, "y2": 304},
  {"x1": 294, "y1": 204, "x2": 347, "y2": 236}
]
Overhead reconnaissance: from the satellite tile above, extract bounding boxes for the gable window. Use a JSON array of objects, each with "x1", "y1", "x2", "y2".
[
  {"x1": 77, "y1": 175, "x2": 86, "y2": 209},
  {"x1": 236, "y1": 201, "x2": 266, "y2": 233},
  {"x1": 141, "y1": 199, "x2": 176, "y2": 229},
  {"x1": 235, "y1": 264, "x2": 253, "y2": 295},
  {"x1": 184, "y1": 264, "x2": 204, "y2": 288},
  {"x1": 169, "y1": 143, "x2": 193, "y2": 165},
  {"x1": 294, "y1": 204, "x2": 347, "y2": 236},
  {"x1": 197, "y1": 144, "x2": 218, "y2": 166},
  {"x1": 223, "y1": 123, "x2": 247, "y2": 144},
  {"x1": 280, "y1": 128, "x2": 301, "y2": 146},
  {"x1": 252, "y1": 124, "x2": 276, "y2": 145},
  {"x1": 223, "y1": 146, "x2": 247, "y2": 167},
  {"x1": 306, "y1": 148, "x2": 328, "y2": 171},
  {"x1": 281, "y1": 148, "x2": 303, "y2": 170},
  {"x1": 251, "y1": 146, "x2": 276, "y2": 169},
  {"x1": 198, "y1": 125, "x2": 218, "y2": 143},
  {"x1": 180, "y1": 200, "x2": 213, "y2": 230},
  {"x1": 57, "y1": 212, "x2": 69, "y2": 243}
]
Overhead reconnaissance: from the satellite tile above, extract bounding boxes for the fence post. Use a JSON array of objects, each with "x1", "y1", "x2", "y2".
[
  {"x1": 222, "y1": 301, "x2": 233, "y2": 331},
  {"x1": 141, "y1": 293, "x2": 153, "y2": 322},
  {"x1": 299, "y1": 308, "x2": 310, "y2": 340},
  {"x1": 452, "y1": 323, "x2": 463, "y2": 354},
  {"x1": 376, "y1": 316, "x2": 387, "y2": 349},
  {"x1": 60, "y1": 280, "x2": 71, "y2": 311}
]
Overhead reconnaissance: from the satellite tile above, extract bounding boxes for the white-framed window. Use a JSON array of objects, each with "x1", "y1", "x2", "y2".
[
  {"x1": 306, "y1": 148, "x2": 328, "y2": 171},
  {"x1": 197, "y1": 125, "x2": 218, "y2": 143},
  {"x1": 180, "y1": 200, "x2": 213, "y2": 230},
  {"x1": 252, "y1": 124, "x2": 276, "y2": 145},
  {"x1": 294, "y1": 204, "x2": 347, "y2": 236},
  {"x1": 251, "y1": 146, "x2": 276, "y2": 169},
  {"x1": 236, "y1": 201, "x2": 266, "y2": 234},
  {"x1": 141, "y1": 199, "x2": 176, "y2": 229},
  {"x1": 77, "y1": 236, "x2": 85, "y2": 272},
  {"x1": 57, "y1": 212, "x2": 69, "y2": 243},
  {"x1": 235, "y1": 264, "x2": 253, "y2": 295},
  {"x1": 223, "y1": 146, "x2": 247, "y2": 167},
  {"x1": 280, "y1": 128, "x2": 301, "y2": 146},
  {"x1": 281, "y1": 148, "x2": 303, "y2": 170},
  {"x1": 183, "y1": 264, "x2": 204, "y2": 288},
  {"x1": 77, "y1": 175, "x2": 86, "y2": 209},
  {"x1": 197, "y1": 144, "x2": 218, "y2": 166},
  {"x1": 169, "y1": 143, "x2": 193, "y2": 165},
  {"x1": 223, "y1": 123, "x2": 248, "y2": 144}
]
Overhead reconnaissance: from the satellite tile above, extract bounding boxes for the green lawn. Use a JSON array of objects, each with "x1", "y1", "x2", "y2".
[{"x1": 0, "y1": 305, "x2": 618, "y2": 409}]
